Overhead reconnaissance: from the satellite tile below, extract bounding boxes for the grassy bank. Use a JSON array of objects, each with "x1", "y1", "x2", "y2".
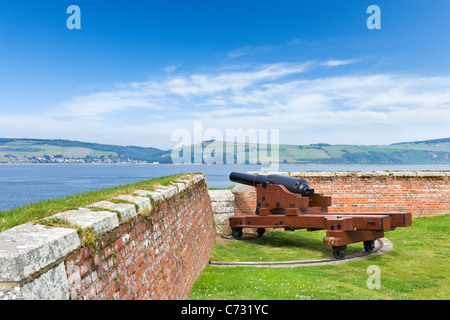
[
  {"x1": 0, "y1": 173, "x2": 190, "y2": 232},
  {"x1": 190, "y1": 214, "x2": 450, "y2": 300}
]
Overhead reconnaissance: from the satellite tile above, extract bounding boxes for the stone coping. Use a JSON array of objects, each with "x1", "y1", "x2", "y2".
[{"x1": 0, "y1": 174, "x2": 205, "y2": 284}]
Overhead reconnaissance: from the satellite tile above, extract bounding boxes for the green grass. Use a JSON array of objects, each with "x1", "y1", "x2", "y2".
[
  {"x1": 88, "y1": 150, "x2": 118, "y2": 158},
  {"x1": 284, "y1": 147, "x2": 331, "y2": 160},
  {"x1": 190, "y1": 215, "x2": 450, "y2": 300},
  {"x1": 208, "y1": 186, "x2": 234, "y2": 190},
  {"x1": 385, "y1": 142, "x2": 450, "y2": 152},
  {"x1": 0, "y1": 173, "x2": 193, "y2": 232},
  {"x1": 210, "y1": 229, "x2": 363, "y2": 262}
]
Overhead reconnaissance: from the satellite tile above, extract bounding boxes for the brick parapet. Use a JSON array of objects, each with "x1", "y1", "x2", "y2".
[{"x1": 233, "y1": 171, "x2": 450, "y2": 217}]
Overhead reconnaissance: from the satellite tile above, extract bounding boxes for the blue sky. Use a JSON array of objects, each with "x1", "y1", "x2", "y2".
[{"x1": 0, "y1": 0, "x2": 449, "y2": 149}]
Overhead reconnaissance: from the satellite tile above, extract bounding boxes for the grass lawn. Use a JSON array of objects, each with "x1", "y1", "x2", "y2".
[
  {"x1": 189, "y1": 214, "x2": 449, "y2": 300},
  {"x1": 0, "y1": 173, "x2": 191, "y2": 232}
]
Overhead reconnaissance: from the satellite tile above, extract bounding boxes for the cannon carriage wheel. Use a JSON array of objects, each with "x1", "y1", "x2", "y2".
[
  {"x1": 231, "y1": 227, "x2": 243, "y2": 240},
  {"x1": 332, "y1": 245, "x2": 347, "y2": 260},
  {"x1": 231, "y1": 227, "x2": 266, "y2": 239},
  {"x1": 333, "y1": 240, "x2": 377, "y2": 259},
  {"x1": 363, "y1": 240, "x2": 376, "y2": 254},
  {"x1": 257, "y1": 228, "x2": 265, "y2": 237}
]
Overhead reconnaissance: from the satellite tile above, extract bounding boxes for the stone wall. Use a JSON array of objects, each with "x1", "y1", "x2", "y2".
[
  {"x1": 232, "y1": 171, "x2": 450, "y2": 218},
  {"x1": 209, "y1": 190, "x2": 234, "y2": 235},
  {"x1": 0, "y1": 174, "x2": 215, "y2": 300}
]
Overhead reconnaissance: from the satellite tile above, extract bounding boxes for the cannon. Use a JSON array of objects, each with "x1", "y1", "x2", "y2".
[
  {"x1": 228, "y1": 172, "x2": 412, "y2": 259},
  {"x1": 230, "y1": 172, "x2": 314, "y2": 197}
]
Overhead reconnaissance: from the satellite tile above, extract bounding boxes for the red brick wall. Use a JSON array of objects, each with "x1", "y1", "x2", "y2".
[
  {"x1": 64, "y1": 179, "x2": 215, "y2": 300},
  {"x1": 233, "y1": 172, "x2": 450, "y2": 218}
]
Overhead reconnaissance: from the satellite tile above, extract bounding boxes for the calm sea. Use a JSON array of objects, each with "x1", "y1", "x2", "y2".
[{"x1": 1, "y1": 164, "x2": 449, "y2": 212}]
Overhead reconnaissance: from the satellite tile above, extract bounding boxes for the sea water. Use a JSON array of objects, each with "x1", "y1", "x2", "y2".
[{"x1": 0, "y1": 164, "x2": 448, "y2": 212}]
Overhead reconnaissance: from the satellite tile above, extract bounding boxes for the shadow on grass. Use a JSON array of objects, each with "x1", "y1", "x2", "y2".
[{"x1": 214, "y1": 229, "x2": 363, "y2": 262}]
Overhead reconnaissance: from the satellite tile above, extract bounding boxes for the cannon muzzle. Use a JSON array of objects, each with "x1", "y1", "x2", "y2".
[{"x1": 229, "y1": 172, "x2": 314, "y2": 196}]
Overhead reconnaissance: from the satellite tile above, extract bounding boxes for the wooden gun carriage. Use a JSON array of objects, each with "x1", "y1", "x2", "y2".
[{"x1": 229, "y1": 172, "x2": 412, "y2": 259}]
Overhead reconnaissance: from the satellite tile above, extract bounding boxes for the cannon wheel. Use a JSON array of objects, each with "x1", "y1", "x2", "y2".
[
  {"x1": 231, "y1": 228, "x2": 243, "y2": 240},
  {"x1": 257, "y1": 228, "x2": 265, "y2": 237},
  {"x1": 363, "y1": 240, "x2": 376, "y2": 254},
  {"x1": 333, "y1": 245, "x2": 347, "y2": 260}
]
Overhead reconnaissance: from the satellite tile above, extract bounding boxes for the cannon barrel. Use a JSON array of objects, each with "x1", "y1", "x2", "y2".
[{"x1": 229, "y1": 172, "x2": 314, "y2": 196}]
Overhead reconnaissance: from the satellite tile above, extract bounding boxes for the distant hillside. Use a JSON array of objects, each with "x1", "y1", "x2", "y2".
[
  {"x1": 391, "y1": 137, "x2": 450, "y2": 145},
  {"x1": 1, "y1": 137, "x2": 449, "y2": 165},
  {"x1": 0, "y1": 138, "x2": 172, "y2": 164},
  {"x1": 187, "y1": 138, "x2": 450, "y2": 165},
  {"x1": 276, "y1": 139, "x2": 450, "y2": 164}
]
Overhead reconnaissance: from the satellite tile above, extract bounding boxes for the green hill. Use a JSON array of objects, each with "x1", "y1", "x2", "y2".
[
  {"x1": 277, "y1": 138, "x2": 450, "y2": 164},
  {"x1": 1, "y1": 137, "x2": 449, "y2": 165},
  {"x1": 0, "y1": 138, "x2": 172, "y2": 164},
  {"x1": 195, "y1": 138, "x2": 450, "y2": 165}
]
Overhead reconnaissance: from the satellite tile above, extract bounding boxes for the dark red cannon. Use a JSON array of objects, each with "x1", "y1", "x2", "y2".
[{"x1": 229, "y1": 172, "x2": 412, "y2": 259}]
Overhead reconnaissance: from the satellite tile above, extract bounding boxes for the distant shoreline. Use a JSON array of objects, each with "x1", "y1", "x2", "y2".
[
  {"x1": 2, "y1": 137, "x2": 450, "y2": 166},
  {"x1": 1, "y1": 162, "x2": 450, "y2": 169}
]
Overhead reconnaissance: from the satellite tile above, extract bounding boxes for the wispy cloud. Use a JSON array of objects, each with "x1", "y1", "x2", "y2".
[
  {"x1": 319, "y1": 59, "x2": 360, "y2": 67},
  {"x1": 226, "y1": 45, "x2": 273, "y2": 60},
  {"x1": 2, "y1": 59, "x2": 449, "y2": 148},
  {"x1": 50, "y1": 62, "x2": 313, "y2": 119}
]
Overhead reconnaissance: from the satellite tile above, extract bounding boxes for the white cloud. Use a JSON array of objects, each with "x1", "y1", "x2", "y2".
[
  {"x1": 226, "y1": 45, "x2": 273, "y2": 60},
  {"x1": 163, "y1": 62, "x2": 311, "y2": 96},
  {"x1": 319, "y1": 59, "x2": 360, "y2": 67},
  {"x1": 2, "y1": 60, "x2": 450, "y2": 149}
]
